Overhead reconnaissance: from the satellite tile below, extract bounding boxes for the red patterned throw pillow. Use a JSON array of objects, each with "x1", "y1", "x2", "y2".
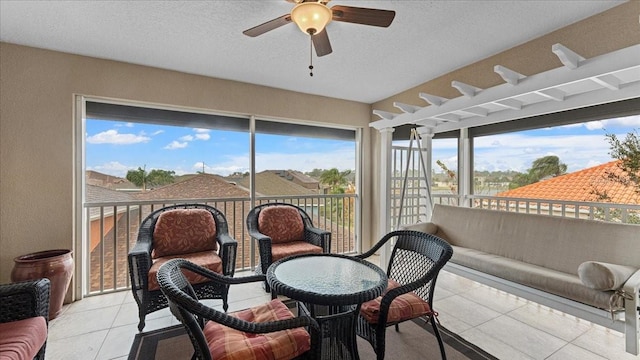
[
  {"x1": 147, "y1": 250, "x2": 223, "y2": 291},
  {"x1": 360, "y1": 279, "x2": 433, "y2": 324},
  {"x1": 152, "y1": 209, "x2": 217, "y2": 258},
  {"x1": 257, "y1": 206, "x2": 304, "y2": 244},
  {"x1": 203, "y1": 299, "x2": 311, "y2": 360},
  {"x1": 270, "y1": 241, "x2": 323, "y2": 262}
]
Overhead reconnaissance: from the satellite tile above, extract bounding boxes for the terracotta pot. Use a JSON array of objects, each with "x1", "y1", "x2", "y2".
[{"x1": 11, "y1": 249, "x2": 74, "y2": 320}]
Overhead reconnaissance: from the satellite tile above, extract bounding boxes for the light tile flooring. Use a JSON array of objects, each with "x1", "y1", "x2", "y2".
[{"x1": 46, "y1": 270, "x2": 639, "y2": 360}]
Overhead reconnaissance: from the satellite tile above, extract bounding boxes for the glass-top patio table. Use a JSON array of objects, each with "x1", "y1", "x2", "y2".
[{"x1": 267, "y1": 253, "x2": 387, "y2": 360}]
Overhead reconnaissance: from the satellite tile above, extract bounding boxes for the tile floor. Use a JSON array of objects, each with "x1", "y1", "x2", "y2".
[{"x1": 46, "y1": 270, "x2": 639, "y2": 360}]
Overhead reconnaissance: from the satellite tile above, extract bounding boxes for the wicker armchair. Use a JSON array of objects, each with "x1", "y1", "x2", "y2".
[
  {"x1": 158, "y1": 258, "x2": 321, "y2": 360},
  {"x1": 246, "y1": 203, "x2": 331, "y2": 293},
  {"x1": 355, "y1": 230, "x2": 453, "y2": 360},
  {"x1": 128, "y1": 204, "x2": 238, "y2": 331},
  {"x1": 0, "y1": 278, "x2": 51, "y2": 360}
]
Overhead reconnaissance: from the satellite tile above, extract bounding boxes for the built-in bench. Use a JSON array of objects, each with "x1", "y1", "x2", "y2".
[{"x1": 403, "y1": 204, "x2": 640, "y2": 355}]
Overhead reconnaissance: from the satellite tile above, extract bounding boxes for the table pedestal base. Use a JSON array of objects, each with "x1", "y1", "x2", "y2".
[{"x1": 299, "y1": 302, "x2": 361, "y2": 360}]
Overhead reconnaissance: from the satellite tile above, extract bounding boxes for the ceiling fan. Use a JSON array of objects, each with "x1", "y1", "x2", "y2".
[{"x1": 243, "y1": 0, "x2": 395, "y2": 63}]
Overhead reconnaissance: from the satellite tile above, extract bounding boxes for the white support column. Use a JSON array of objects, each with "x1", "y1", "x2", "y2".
[
  {"x1": 458, "y1": 128, "x2": 471, "y2": 207},
  {"x1": 378, "y1": 127, "x2": 395, "y2": 270},
  {"x1": 249, "y1": 115, "x2": 256, "y2": 269},
  {"x1": 416, "y1": 126, "x2": 434, "y2": 222}
]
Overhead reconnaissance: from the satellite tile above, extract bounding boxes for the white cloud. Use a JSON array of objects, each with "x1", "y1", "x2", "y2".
[
  {"x1": 471, "y1": 133, "x2": 614, "y2": 172},
  {"x1": 164, "y1": 141, "x2": 188, "y2": 150},
  {"x1": 193, "y1": 162, "x2": 246, "y2": 176},
  {"x1": 86, "y1": 130, "x2": 150, "y2": 144},
  {"x1": 590, "y1": 116, "x2": 640, "y2": 129},
  {"x1": 584, "y1": 121, "x2": 604, "y2": 130},
  {"x1": 563, "y1": 116, "x2": 640, "y2": 131},
  {"x1": 151, "y1": 130, "x2": 164, "y2": 136},
  {"x1": 88, "y1": 161, "x2": 132, "y2": 177},
  {"x1": 586, "y1": 159, "x2": 603, "y2": 168},
  {"x1": 401, "y1": 131, "x2": 622, "y2": 173},
  {"x1": 254, "y1": 148, "x2": 355, "y2": 173},
  {"x1": 173, "y1": 129, "x2": 211, "y2": 144},
  {"x1": 193, "y1": 129, "x2": 211, "y2": 141},
  {"x1": 190, "y1": 146, "x2": 356, "y2": 176},
  {"x1": 172, "y1": 168, "x2": 189, "y2": 176},
  {"x1": 195, "y1": 133, "x2": 210, "y2": 140}
]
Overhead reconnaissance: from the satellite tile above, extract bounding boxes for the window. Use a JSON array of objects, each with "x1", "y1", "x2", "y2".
[{"x1": 82, "y1": 100, "x2": 360, "y2": 293}]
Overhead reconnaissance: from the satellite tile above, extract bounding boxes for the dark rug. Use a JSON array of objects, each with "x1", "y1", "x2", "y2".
[{"x1": 128, "y1": 318, "x2": 497, "y2": 360}]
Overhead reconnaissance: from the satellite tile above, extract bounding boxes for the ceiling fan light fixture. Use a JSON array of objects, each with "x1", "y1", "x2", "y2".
[{"x1": 291, "y1": 2, "x2": 332, "y2": 35}]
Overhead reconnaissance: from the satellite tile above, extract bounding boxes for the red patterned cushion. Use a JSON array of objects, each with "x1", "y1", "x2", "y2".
[
  {"x1": 257, "y1": 206, "x2": 304, "y2": 244},
  {"x1": 360, "y1": 279, "x2": 433, "y2": 324},
  {"x1": 152, "y1": 209, "x2": 217, "y2": 258},
  {"x1": 0, "y1": 317, "x2": 47, "y2": 360},
  {"x1": 204, "y1": 299, "x2": 311, "y2": 360},
  {"x1": 271, "y1": 241, "x2": 323, "y2": 262},
  {"x1": 147, "y1": 250, "x2": 223, "y2": 291}
]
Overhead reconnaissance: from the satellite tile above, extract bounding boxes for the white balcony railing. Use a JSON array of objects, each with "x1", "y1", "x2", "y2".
[
  {"x1": 84, "y1": 194, "x2": 357, "y2": 295},
  {"x1": 85, "y1": 193, "x2": 637, "y2": 295}
]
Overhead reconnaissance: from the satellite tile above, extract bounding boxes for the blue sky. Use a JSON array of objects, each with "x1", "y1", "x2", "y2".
[
  {"x1": 86, "y1": 115, "x2": 639, "y2": 178},
  {"x1": 422, "y1": 115, "x2": 640, "y2": 174},
  {"x1": 86, "y1": 120, "x2": 356, "y2": 177}
]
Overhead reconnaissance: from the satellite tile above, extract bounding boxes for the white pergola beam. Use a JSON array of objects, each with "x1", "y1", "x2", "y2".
[
  {"x1": 369, "y1": 45, "x2": 640, "y2": 131},
  {"x1": 393, "y1": 102, "x2": 423, "y2": 114},
  {"x1": 536, "y1": 88, "x2": 566, "y2": 101},
  {"x1": 494, "y1": 65, "x2": 526, "y2": 85},
  {"x1": 372, "y1": 110, "x2": 399, "y2": 120},
  {"x1": 433, "y1": 80, "x2": 640, "y2": 133},
  {"x1": 432, "y1": 113, "x2": 461, "y2": 122},
  {"x1": 415, "y1": 119, "x2": 438, "y2": 128},
  {"x1": 460, "y1": 107, "x2": 489, "y2": 117},
  {"x1": 418, "y1": 93, "x2": 448, "y2": 106},
  {"x1": 552, "y1": 43, "x2": 585, "y2": 69},
  {"x1": 592, "y1": 74, "x2": 621, "y2": 90},
  {"x1": 452, "y1": 81, "x2": 481, "y2": 97},
  {"x1": 493, "y1": 98, "x2": 523, "y2": 110}
]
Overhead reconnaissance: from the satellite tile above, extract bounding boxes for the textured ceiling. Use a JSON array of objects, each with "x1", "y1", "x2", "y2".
[{"x1": 0, "y1": 0, "x2": 625, "y2": 103}]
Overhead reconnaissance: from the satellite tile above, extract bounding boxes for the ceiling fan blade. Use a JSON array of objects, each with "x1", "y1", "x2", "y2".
[
  {"x1": 243, "y1": 14, "x2": 292, "y2": 37},
  {"x1": 331, "y1": 5, "x2": 395, "y2": 27},
  {"x1": 312, "y1": 29, "x2": 332, "y2": 57}
]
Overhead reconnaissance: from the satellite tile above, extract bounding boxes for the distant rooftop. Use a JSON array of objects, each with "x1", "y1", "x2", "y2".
[
  {"x1": 496, "y1": 160, "x2": 639, "y2": 205},
  {"x1": 135, "y1": 173, "x2": 249, "y2": 200},
  {"x1": 86, "y1": 170, "x2": 137, "y2": 190},
  {"x1": 237, "y1": 170, "x2": 320, "y2": 196}
]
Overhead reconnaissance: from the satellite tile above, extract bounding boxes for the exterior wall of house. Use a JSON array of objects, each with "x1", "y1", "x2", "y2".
[
  {"x1": 369, "y1": 1, "x2": 640, "y2": 243},
  {"x1": 0, "y1": 44, "x2": 373, "y2": 291}
]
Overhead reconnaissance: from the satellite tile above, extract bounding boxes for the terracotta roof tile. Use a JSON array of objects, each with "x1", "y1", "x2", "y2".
[
  {"x1": 496, "y1": 160, "x2": 639, "y2": 204},
  {"x1": 135, "y1": 173, "x2": 249, "y2": 200}
]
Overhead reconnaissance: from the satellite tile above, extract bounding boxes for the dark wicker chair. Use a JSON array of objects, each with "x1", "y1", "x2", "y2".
[
  {"x1": 0, "y1": 278, "x2": 51, "y2": 360},
  {"x1": 355, "y1": 230, "x2": 453, "y2": 360},
  {"x1": 158, "y1": 258, "x2": 321, "y2": 360},
  {"x1": 246, "y1": 202, "x2": 331, "y2": 293},
  {"x1": 128, "y1": 204, "x2": 238, "y2": 331}
]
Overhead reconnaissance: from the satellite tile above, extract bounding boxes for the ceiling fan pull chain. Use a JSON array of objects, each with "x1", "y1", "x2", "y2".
[{"x1": 309, "y1": 35, "x2": 314, "y2": 77}]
